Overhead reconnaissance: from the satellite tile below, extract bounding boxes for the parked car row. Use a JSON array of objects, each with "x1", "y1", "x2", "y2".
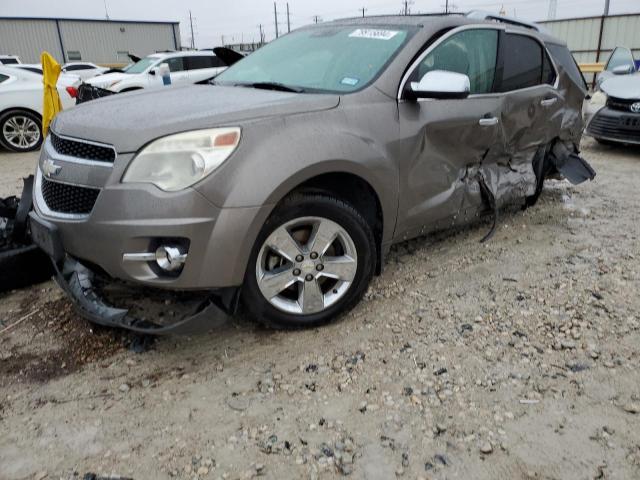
[{"x1": 0, "y1": 50, "x2": 236, "y2": 152}]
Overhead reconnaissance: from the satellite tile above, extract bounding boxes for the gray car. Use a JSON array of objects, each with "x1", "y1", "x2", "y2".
[
  {"x1": 586, "y1": 47, "x2": 640, "y2": 145},
  {"x1": 30, "y1": 13, "x2": 594, "y2": 333}
]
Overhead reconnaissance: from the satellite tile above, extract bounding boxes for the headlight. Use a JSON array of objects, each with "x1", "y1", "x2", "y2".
[
  {"x1": 122, "y1": 127, "x2": 241, "y2": 192},
  {"x1": 590, "y1": 91, "x2": 607, "y2": 108}
]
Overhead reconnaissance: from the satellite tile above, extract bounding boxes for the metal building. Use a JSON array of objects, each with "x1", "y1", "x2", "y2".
[
  {"x1": 539, "y1": 13, "x2": 640, "y2": 83},
  {"x1": 0, "y1": 17, "x2": 181, "y2": 65}
]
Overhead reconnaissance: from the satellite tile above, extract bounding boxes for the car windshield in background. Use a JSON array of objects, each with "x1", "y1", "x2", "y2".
[
  {"x1": 215, "y1": 25, "x2": 413, "y2": 93},
  {"x1": 125, "y1": 56, "x2": 158, "y2": 74}
]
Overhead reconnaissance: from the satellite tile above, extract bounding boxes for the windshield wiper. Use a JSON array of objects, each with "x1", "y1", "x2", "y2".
[{"x1": 242, "y1": 82, "x2": 305, "y2": 93}]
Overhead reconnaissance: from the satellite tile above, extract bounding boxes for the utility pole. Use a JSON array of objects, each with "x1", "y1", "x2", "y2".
[
  {"x1": 221, "y1": 35, "x2": 225, "y2": 46},
  {"x1": 547, "y1": 0, "x2": 557, "y2": 20},
  {"x1": 287, "y1": 3, "x2": 291, "y2": 33},
  {"x1": 445, "y1": 0, "x2": 449, "y2": 14},
  {"x1": 312, "y1": 15, "x2": 322, "y2": 24},
  {"x1": 274, "y1": 2, "x2": 279, "y2": 39},
  {"x1": 604, "y1": 0, "x2": 610, "y2": 16},
  {"x1": 258, "y1": 24, "x2": 265, "y2": 45},
  {"x1": 361, "y1": 7, "x2": 367, "y2": 17},
  {"x1": 402, "y1": 1, "x2": 413, "y2": 15},
  {"x1": 189, "y1": 10, "x2": 195, "y2": 49}
]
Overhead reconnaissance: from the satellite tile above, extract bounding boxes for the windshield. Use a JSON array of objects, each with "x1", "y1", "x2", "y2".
[
  {"x1": 126, "y1": 56, "x2": 159, "y2": 74},
  {"x1": 216, "y1": 25, "x2": 413, "y2": 93}
]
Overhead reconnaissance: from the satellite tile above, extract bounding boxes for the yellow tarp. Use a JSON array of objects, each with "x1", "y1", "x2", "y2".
[{"x1": 41, "y1": 51, "x2": 62, "y2": 136}]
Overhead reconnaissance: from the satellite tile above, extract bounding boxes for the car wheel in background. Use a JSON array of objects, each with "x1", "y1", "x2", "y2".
[
  {"x1": 242, "y1": 193, "x2": 376, "y2": 329},
  {"x1": 0, "y1": 109, "x2": 43, "y2": 152}
]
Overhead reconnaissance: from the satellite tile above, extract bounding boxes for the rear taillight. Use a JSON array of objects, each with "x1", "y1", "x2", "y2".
[{"x1": 66, "y1": 86, "x2": 78, "y2": 98}]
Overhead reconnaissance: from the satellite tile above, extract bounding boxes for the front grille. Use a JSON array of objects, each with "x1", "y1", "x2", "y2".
[
  {"x1": 50, "y1": 132, "x2": 116, "y2": 163},
  {"x1": 588, "y1": 110, "x2": 640, "y2": 143},
  {"x1": 606, "y1": 96, "x2": 637, "y2": 112},
  {"x1": 41, "y1": 178, "x2": 100, "y2": 215}
]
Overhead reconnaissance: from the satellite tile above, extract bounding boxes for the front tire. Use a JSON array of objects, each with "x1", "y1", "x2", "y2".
[
  {"x1": 0, "y1": 110, "x2": 42, "y2": 152},
  {"x1": 242, "y1": 193, "x2": 376, "y2": 329}
]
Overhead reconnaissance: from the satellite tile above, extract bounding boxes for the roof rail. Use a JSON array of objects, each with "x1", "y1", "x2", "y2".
[{"x1": 466, "y1": 10, "x2": 546, "y2": 33}]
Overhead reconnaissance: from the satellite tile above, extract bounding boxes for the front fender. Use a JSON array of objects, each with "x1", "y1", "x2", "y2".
[{"x1": 195, "y1": 111, "x2": 399, "y2": 244}]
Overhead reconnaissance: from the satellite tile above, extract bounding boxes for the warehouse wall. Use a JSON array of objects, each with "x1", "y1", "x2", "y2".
[
  {"x1": 0, "y1": 18, "x2": 180, "y2": 65},
  {"x1": 0, "y1": 19, "x2": 63, "y2": 63},
  {"x1": 58, "y1": 21, "x2": 179, "y2": 64}
]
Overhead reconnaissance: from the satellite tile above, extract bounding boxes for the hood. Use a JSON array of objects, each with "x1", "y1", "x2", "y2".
[
  {"x1": 85, "y1": 71, "x2": 128, "y2": 88},
  {"x1": 53, "y1": 85, "x2": 340, "y2": 152},
  {"x1": 601, "y1": 73, "x2": 640, "y2": 100}
]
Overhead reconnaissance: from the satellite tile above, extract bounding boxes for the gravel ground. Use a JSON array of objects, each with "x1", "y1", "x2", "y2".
[
  {"x1": 0, "y1": 147, "x2": 38, "y2": 197},
  {"x1": 0, "y1": 138, "x2": 639, "y2": 480}
]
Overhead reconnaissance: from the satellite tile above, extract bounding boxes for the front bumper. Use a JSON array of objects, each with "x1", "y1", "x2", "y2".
[
  {"x1": 585, "y1": 106, "x2": 640, "y2": 144},
  {"x1": 33, "y1": 136, "x2": 273, "y2": 290}
]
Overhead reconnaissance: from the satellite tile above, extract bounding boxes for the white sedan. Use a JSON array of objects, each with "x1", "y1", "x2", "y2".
[
  {"x1": 62, "y1": 62, "x2": 109, "y2": 81},
  {"x1": 0, "y1": 67, "x2": 79, "y2": 152}
]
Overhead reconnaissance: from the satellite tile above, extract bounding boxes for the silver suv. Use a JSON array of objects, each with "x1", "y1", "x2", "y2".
[{"x1": 30, "y1": 14, "x2": 594, "y2": 334}]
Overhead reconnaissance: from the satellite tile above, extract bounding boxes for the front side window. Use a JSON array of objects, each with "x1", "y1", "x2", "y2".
[
  {"x1": 1, "y1": 58, "x2": 19, "y2": 65},
  {"x1": 606, "y1": 47, "x2": 636, "y2": 72},
  {"x1": 499, "y1": 34, "x2": 546, "y2": 92},
  {"x1": 410, "y1": 29, "x2": 498, "y2": 95},
  {"x1": 216, "y1": 25, "x2": 414, "y2": 93},
  {"x1": 0, "y1": 73, "x2": 9, "y2": 83},
  {"x1": 66, "y1": 64, "x2": 94, "y2": 71}
]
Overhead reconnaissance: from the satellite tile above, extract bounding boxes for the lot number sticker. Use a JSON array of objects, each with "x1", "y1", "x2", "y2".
[{"x1": 349, "y1": 29, "x2": 400, "y2": 40}]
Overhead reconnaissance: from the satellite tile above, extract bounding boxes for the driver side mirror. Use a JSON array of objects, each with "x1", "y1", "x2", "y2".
[
  {"x1": 407, "y1": 70, "x2": 470, "y2": 100},
  {"x1": 149, "y1": 67, "x2": 158, "y2": 76},
  {"x1": 612, "y1": 64, "x2": 634, "y2": 75}
]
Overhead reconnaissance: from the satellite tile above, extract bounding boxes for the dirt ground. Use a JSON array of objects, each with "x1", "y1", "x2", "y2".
[{"x1": 1, "y1": 139, "x2": 639, "y2": 480}]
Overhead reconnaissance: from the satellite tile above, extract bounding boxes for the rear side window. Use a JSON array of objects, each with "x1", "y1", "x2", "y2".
[
  {"x1": 499, "y1": 34, "x2": 545, "y2": 91},
  {"x1": 66, "y1": 64, "x2": 95, "y2": 71},
  {"x1": 547, "y1": 43, "x2": 587, "y2": 90},
  {"x1": 0, "y1": 73, "x2": 9, "y2": 83},
  {"x1": 186, "y1": 56, "x2": 224, "y2": 70},
  {"x1": 1, "y1": 58, "x2": 18, "y2": 65}
]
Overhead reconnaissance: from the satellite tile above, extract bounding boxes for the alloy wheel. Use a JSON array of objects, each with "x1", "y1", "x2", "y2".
[
  {"x1": 2, "y1": 115, "x2": 41, "y2": 150},
  {"x1": 256, "y1": 216, "x2": 358, "y2": 315}
]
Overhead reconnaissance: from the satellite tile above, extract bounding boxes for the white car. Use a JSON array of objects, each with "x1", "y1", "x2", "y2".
[
  {"x1": 0, "y1": 55, "x2": 21, "y2": 65},
  {"x1": 85, "y1": 50, "x2": 227, "y2": 92},
  {"x1": 62, "y1": 62, "x2": 109, "y2": 81},
  {"x1": 0, "y1": 67, "x2": 78, "y2": 152}
]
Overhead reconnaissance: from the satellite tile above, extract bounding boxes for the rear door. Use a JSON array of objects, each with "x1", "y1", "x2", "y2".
[
  {"x1": 496, "y1": 32, "x2": 562, "y2": 182},
  {"x1": 186, "y1": 55, "x2": 225, "y2": 83},
  {"x1": 165, "y1": 56, "x2": 190, "y2": 85},
  {"x1": 397, "y1": 27, "x2": 506, "y2": 238}
]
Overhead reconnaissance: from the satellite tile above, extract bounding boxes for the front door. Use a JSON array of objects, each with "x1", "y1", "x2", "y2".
[{"x1": 396, "y1": 27, "x2": 506, "y2": 239}]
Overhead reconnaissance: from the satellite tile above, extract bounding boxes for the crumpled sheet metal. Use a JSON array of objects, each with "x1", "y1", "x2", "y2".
[
  {"x1": 405, "y1": 59, "x2": 591, "y2": 243},
  {"x1": 54, "y1": 257, "x2": 229, "y2": 335}
]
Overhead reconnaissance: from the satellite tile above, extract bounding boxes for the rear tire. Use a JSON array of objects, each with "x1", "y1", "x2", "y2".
[
  {"x1": 242, "y1": 193, "x2": 376, "y2": 329},
  {"x1": 0, "y1": 109, "x2": 43, "y2": 152}
]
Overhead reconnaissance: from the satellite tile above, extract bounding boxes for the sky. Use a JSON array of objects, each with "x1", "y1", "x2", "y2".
[{"x1": 1, "y1": 0, "x2": 638, "y2": 47}]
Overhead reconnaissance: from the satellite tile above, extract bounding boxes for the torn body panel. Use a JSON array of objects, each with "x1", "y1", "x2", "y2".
[{"x1": 53, "y1": 256, "x2": 233, "y2": 335}]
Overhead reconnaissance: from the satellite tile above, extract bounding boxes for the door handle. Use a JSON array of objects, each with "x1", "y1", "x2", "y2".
[
  {"x1": 541, "y1": 98, "x2": 558, "y2": 107},
  {"x1": 479, "y1": 117, "x2": 499, "y2": 126}
]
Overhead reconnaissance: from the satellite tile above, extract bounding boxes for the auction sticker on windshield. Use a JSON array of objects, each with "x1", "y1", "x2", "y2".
[{"x1": 349, "y1": 29, "x2": 400, "y2": 40}]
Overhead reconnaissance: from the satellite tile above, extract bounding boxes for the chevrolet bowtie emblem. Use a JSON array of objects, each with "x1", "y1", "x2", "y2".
[{"x1": 42, "y1": 159, "x2": 62, "y2": 178}]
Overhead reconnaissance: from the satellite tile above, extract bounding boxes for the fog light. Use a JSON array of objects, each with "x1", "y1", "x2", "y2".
[{"x1": 155, "y1": 246, "x2": 187, "y2": 272}]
